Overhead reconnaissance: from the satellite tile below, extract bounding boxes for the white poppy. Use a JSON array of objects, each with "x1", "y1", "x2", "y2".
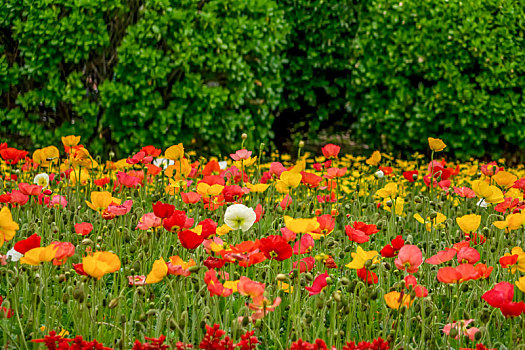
[
  {"x1": 224, "y1": 204, "x2": 256, "y2": 232},
  {"x1": 218, "y1": 161, "x2": 228, "y2": 170},
  {"x1": 476, "y1": 198, "x2": 488, "y2": 208},
  {"x1": 153, "y1": 158, "x2": 175, "y2": 169},
  {"x1": 34, "y1": 173, "x2": 50, "y2": 189},
  {"x1": 6, "y1": 248, "x2": 23, "y2": 262},
  {"x1": 375, "y1": 170, "x2": 385, "y2": 179}
]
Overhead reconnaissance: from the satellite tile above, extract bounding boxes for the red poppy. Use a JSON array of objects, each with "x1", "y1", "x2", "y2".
[
  {"x1": 305, "y1": 272, "x2": 329, "y2": 296},
  {"x1": 280, "y1": 195, "x2": 293, "y2": 210},
  {"x1": 116, "y1": 171, "x2": 141, "y2": 189},
  {"x1": 379, "y1": 166, "x2": 393, "y2": 176},
  {"x1": 94, "y1": 177, "x2": 110, "y2": 187},
  {"x1": 10, "y1": 190, "x2": 29, "y2": 205},
  {"x1": 152, "y1": 201, "x2": 175, "y2": 219},
  {"x1": 457, "y1": 247, "x2": 480, "y2": 264},
  {"x1": 499, "y1": 255, "x2": 518, "y2": 268},
  {"x1": 403, "y1": 170, "x2": 419, "y2": 182},
  {"x1": 453, "y1": 186, "x2": 476, "y2": 198},
  {"x1": 345, "y1": 226, "x2": 369, "y2": 243},
  {"x1": 293, "y1": 234, "x2": 314, "y2": 255},
  {"x1": 480, "y1": 162, "x2": 502, "y2": 177},
  {"x1": 511, "y1": 177, "x2": 525, "y2": 190},
  {"x1": 474, "y1": 263, "x2": 493, "y2": 279},
  {"x1": 181, "y1": 191, "x2": 201, "y2": 204},
  {"x1": 140, "y1": 145, "x2": 162, "y2": 157},
  {"x1": 163, "y1": 210, "x2": 194, "y2": 232},
  {"x1": 13, "y1": 234, "x2": 41, "y2": 254},
  {"x1": 18, "y1": 183, "x2": 42, "y2": 196},
  {"x1": 292, "y1": 257, "x2": 316, "y2": 273},
  {"x1": 0, "y1": 148, "x2": 28, "y2": 165},
  {"x1": 380, "y1": 235, "x2": 404, "y2": 257},
  {"x1": 321, "y1": 144, "x2": 340, "y2": 159},
  {"x1": 51, "y1": 242, "x2": 75, "y2": 265},
  {"x1": 254, "y1": 204, "x2": 264, "y2": 223},
  {"x1": 324, "y1": 167, "x2": 347, "y2": 179},
  {"x1": 204, "y1": 270, "x2": 233, "y2": 297},
  {"x1": 222, "y1": 185, "x2": 243, "y2": 202},
  {"x1": 494, "y1": 197, "x2": 519, "y2": 213},
  {"x1": 425, "y1": 248, "x2": 456, "y2": 265},
  {"x1": 178, "y1": 229, "x2": 205, "y2": 250},
  {"x1": 437, "y1": 264, "x2": 479, "y2": 284},
  {"x1": 198, "y1": 219, "x2": 217, "y2": 239},
  {"x1": 357, "y1": 268, "x2": 378, "y2": 284},
  {"x1": 74, "y1": 223, "x2": 93, "y2": 236},
  {"x1": 259, "y1": 235, "x2": 293, "y2": 261},
  {"x1": 127, "y1": 151, "x2": 153, "y2": 165},
  {"x1": 301, "y1": 172, "x2": 323, "y2": 188}
]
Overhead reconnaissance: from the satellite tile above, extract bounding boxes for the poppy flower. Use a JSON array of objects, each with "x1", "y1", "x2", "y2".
[
  {"x1": 301, "y1": 172, "x2": 323, "y2": 188},
  {"x1": 384, "y1": 291, "x2": 413, "y2": 310},
  {"x1": 20, "y1": 245, "x2": 58, "y2": 265},
  {"x1": 167, "y1": 256, "x2": 195, "y2": 276},
  {"x1": 471, "y1": 180, "x2": 504, "y2": 204},
  {"x1": 310, "y1": 215, "x2": 336, "y2": 239},
  {"x1": 437, "y1": 265, "x2": 479, "y2": 284},
  {"x1": 280, "y1": 194, "x2": 293, "y2": 210},
  {"x1": 346, "y1": 247, "x2": 380, "y2": 270},
  {"x1": 222, "y1": 185, "x2": 243, "y2": 202},
  {"x1": 366, "y1": 151, "x2": 381, "y2": 166},
  {"x1": 51, "y1": 242, "x2": 75, "y2": 265},
  {"x1": 321, "y1": 144, "x2": 340, "y2": 159},
  {"x1": 116, "y1": 171, "x2": 141, "y2": 188},
  {"x1": 165, "y1": 143, "x2": 184, "y2": 160},
  {"x1": 493, "y1": 212, "x2": 525, "y2": 232},
  {"x1": 152, "y1": 201, "x2": 175, "y2": 219},
  {"x1": 492, "y1": 171, "x2": 517, "y2": 188},
  {"x1": 94, "y1": 177, "x2": 110, "y2": 187},
  {"x1": 394, "y1": 245, "x2": 423, "y2": 273},
  {"x1": 357, "y1": 268, "x2": 378, "y2": 284},
  {"x1": 404, "y1": 275, "x2": 428, "y2": 297},
  {"x1": 259, "y1": 235, "x2": 293, "y2": 261},
  {"x1": 293, "y1": 234, "x2": 314, "y2": 255},
  {"x1": 13, "y1": 234, "x2": 41, "y2": 255},
  {"x1": 238, "y1": 276, "x2": 265, "y2": 302},
  {"x1": 380, "y1": 235, "x2": 405, "y2": 257},
  {"x1": 428, "y1": 137, "x2": 446, "y2": 152},
  {"x1": 402, "y1": 170, "x2": 418, "y2": 182},
  {"x1": 345, "y1": 226, "x2": 370, "y2": 244},
  {"x1": 178, "y1": 226, "x2": 205, "y2": 250},
  {"x1": 145, "y1": 257, "x2": 168, "y2": 284},
  {"x1": 0, "y1": 207, "x2": 19, "y2": 248},
  {"x1": 163, "y1": 210, "x2": 194, "y2": 232},
  {"x1": 181, "y1": 191, "x2": 201, "y2": 204},
  {"x1": 275, "y1": 171, "x2": 302, "y2": 193},
  {"x1": 107, "y1": 200, "x2": 132, "y2": 216},
  {"x1": 425, "y1": 248, "x2": 456, "y2": 265},
  {"x1": 443, "y1": 319, "x2": 479, "y2": 341},
  {"x1": 86, "y1": 191, "x2": 121, "y2": 213},
  {"x1": 457, "y1": 247, "x2": 480, "y2": 264},
  {"x1": 224, "y1": 204, "x2": 256, "y2": 232},
  {"x1": 136, "y1": 213, "x2": 162, "y2": 230},
  {"x1": 0, "y1": 147, "x2": 28, "y2": 165},
  {"x1": 82, "y1": 251, "x2": 121, "y2": 280},
  {"x1": 305, "y1": 272, "x2": 329, "y2": 296},
  {"x1": 284, "y1": 216, "x2": 320, "y2": 234},
  {"x1": 453, "y1": 186, "x2": 476, "y2": 198},
  {"x1": 375, "y1": 183, "x2": 398, "y2": 198},
  {"x1": 204, "y1": 269, "x2": 233, "y2": 297},
  {"x1": 474, "y1": 263, "x2": 493, "y2": 279},
  {"x1": 292, "y1": 257, "x2": 316, "y2": 273},
  {"x1": 230, "y1": 149, "x2": 252, "y2": 161},
  {"x1": 128, "y1": 275, "x2": 146, "y2": 286}
]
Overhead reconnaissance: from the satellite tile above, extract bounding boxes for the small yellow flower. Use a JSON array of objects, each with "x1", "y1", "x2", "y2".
[
  {"x1": 345, "y1": 246, "x2": 379, "y2": 270},
  {"x1": 366, "y1": 151, "x2": 381, "y2": 166},
  {"x1": 456, "y1": 214, "x2": 481, "y2": 233},
  {"x1": 428, "y1": 137, "x2": 446, "y2": 152}
]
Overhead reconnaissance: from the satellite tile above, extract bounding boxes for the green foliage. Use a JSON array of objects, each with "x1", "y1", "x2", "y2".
[
  {"x1": 274, "y1": 0, "x2": 358, "y2": 145},
  {"x1": 351, "y1": 0, "x2": 525, "y2": 159},
  {"x1": 1, "y1": 0, "x2": 288, "y2": 157},
  {"x1": 2, "y1": 0, "x2": 525, "y2": 159}
]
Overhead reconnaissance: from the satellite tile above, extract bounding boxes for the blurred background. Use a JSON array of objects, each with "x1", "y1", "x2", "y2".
[{"x1": 1, "y1": 0, "x2": 524, "y2": 161}]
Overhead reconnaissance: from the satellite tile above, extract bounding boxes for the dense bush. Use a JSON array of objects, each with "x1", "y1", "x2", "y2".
[
  {"x1": 0, "y1": 0, "x2": 288, "y2": 157},
  {"x1": 350, "y1": 0, "x2": 525, "y2": 159},
  {"x1": 2, "y1": 0, "x2": 525, "y2": 159},
  {"x1": 273, "y1": 0, "x2": 358, "y2": 148}
]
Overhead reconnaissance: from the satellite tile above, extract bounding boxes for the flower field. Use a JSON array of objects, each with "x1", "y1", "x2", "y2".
[{"x1": 0, "y1": 136, "x2": 524, "y2": 350}]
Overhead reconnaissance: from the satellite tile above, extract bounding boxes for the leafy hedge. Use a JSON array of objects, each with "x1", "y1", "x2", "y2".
[
  {"x1": 2, "y1": 0, "x2": 525, "y2": 159},
  {"x1": 350, "y1": 0, "x2": 525, "y2": 159},
  {"x1": 0, "y1": 0, "x2": 288, "y2": 156}
]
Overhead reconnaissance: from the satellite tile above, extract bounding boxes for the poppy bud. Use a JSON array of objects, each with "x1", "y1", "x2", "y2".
[
  {"x1": 62, "y1": 293, "x2": 69, "y2": 304},
  {"x1": 298, "y1": 141, "x2": 305, "y2": 148},
  {"x1": 146, "y1": 309, "x2": 158, "y2": 316},
  {"x1": 241, "y1": 133, "x2": 248, "y2": 140},
  {"x1": 412, "y1": 174, "x2": 418, "y2": 180},
  {"x1": 276, "y1": 274, "x2": 287, "y2": 281},
  {"x1": 304, "y1": 272, "x2": 313, "y2": 281},
  {"x1": 325, "y1": 277, "x2": 333, "y2": 285},
  {"x1": 108, "y1": 298, "x2": 119, "y2": 309},
  {"x1": 332, "y1": 291, "x2": 342, "y2": 302},
  {"x1": 386, "y1": 200, "x2": 392, "y2": 207},
  {"x1": 81, "y1": 238, "x2": 94, "y2": 245},
  {"x1": 449, "y1": 328, "x2": 459, "y2": 338},
  {"x1": 138, "y1": 313, "x2": 147, "y2": 322},
  {"x1": 364, "y1": 259, "x2": 373, "y2": 268},
  {"x1": 340, "y1": 277, "x2": 350, "y2": 285},
  {"x1": 188, "y1": 265, "x2": 201, "y2": 273},
  {"x1": 242, "y1": 316, "x2": 250, "y2": 327},
  {"x1": 474, "y1": 330, "x2": 482, "y2": 341}
]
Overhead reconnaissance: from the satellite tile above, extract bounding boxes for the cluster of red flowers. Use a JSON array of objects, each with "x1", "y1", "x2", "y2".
[
  {"x1": 31, "y1": 331, "x2": 112, "y2": 350},
  {"x1": 289, "y1": 337, "x2": 389, "y2": 350}
]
